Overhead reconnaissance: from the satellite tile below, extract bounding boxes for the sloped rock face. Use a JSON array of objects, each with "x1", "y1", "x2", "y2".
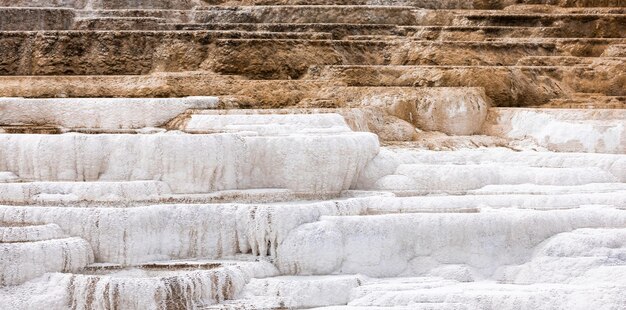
[{"x1": 0, "y1": 0, "x2": 625, "y2": 309}]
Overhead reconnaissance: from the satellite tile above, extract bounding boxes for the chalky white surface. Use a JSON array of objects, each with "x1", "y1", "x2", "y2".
[
  {"x1": 483, "y1": 108, "x2": 626, "y2": 153},
  {"x1": 0, "y1": 97, "x2": 219, "y2": 129},
  {"x1": 0, "y1": 132, "x2": 379, "y2": 195},
  {"x1": 1, "y1": 108, "x2": 625, "y2": 309}
]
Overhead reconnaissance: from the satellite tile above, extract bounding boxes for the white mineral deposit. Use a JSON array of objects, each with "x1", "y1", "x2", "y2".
[{"x1": 0, "y1": 0, "x2": 624, "y2": 309}]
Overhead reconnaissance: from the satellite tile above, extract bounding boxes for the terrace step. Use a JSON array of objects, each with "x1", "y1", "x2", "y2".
[
  {"x1": 516, "y1": 55, "x2": 626, "y2": 66},
  {"x1": 0, "y1": 0, "x2": 202, "y2": 9},
  {"x1": 365, "y1": 25, "x2": 559, "y2": 40},
  {"x1": 2, "y1": 6, "x2": 624, "y2": 31},
  {"x1": 313, "y1": 272, "x2": 626, "y2": 309},
  {"x1": 0, "y1": 181, "x2": 172, "y2": 205},
  {"x1": 76, "y1": 6, "x2": 433, "y2": 25},
  {"x1": 2, "y1": 0, "x2": 625, "y2": 9},
  {"x1": 224, "y1": 275, "x2": 364, "y2": 309},
  {"x1": 0, "y1": 131, "x2": 378, "y2": 195},
  {"x1": 372, "y1": 163, "x2": 617, "y2": 192},
  {"x1": 0, "y1": 86, "x2": 491, "y2": 140},
  {"x1": 307, "y1": 64, "x2": 625, "y2": 105},
  {"x1": 0, "y1": 96, "x2": 219, "y2": 130},
  {"x1": 170, "y1": 22, "x2": 401, "y2": 39},
  {"x1": 170, "y1": 24, "x2": 573, "y2": 40},
  {"x1": 0, "y1": 185, "x2": 342, "y2": 206},
  {"x1": 73, "y1": 16, "x2": 166, "y2": 30},
  {"x1": 457, "y1": 12, "x2": 626, "y2": 37},
  {"x1": 0, "y1": 66, "x2": 619, "y2": 109},
  {"x1": 373, "y1": 147, "x2": 626, "y2": 181},
  {"x1": 5, "y1": 34, "x2": 603, "y2": 77},
  {"x1": 0, "y1": 86, "x2": 486, "y2": 137},
  {"x1": 0, "y1": 172, "x2": 19, "y2": 183},
  {"x1": 0, "y1": 223, "x2": 65, "y2": 243},
  {"x1": 2, "y1": 259, "x2": 278, "y2": 309},
  {"x1": 173, "y1": 112, "x2": 352, "y2": 134},
  {"x1": 542, "y1": 95, "x2": 626, "y2": 108},
  {"x1": 483, "y1": 108, "x2": 626, "y2": 153},
  {"x1": 0, "y1": 235, "x2": 93, "y2": 286},
  {"x1": 0, "y1": 196, "x2": 381, "y2": 264},
  {"x1": 0, "y1": 7, "x2": 74, "y2": 30},
  {"x1": 276, "y1": 207, "x2": 626, "y2": 277},
  {"x1": 367, "y1": 191, "x2": 626, "y2": 213}
]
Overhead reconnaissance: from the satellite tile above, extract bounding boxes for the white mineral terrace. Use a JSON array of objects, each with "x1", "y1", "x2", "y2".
[
  {"x1": 1, "y1": 103, "x2": 625, "y2": 308},
  {"x1": 1, "y1": 1, "x2": 626, "y2": 309}
]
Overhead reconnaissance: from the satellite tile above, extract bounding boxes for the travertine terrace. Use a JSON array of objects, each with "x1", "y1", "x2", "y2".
[{"x1": 0, "y1": 0, "x2": 625, "y2": 309}]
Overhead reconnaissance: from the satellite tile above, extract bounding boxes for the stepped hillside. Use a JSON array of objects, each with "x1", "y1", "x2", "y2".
[{"x1": 0, "y1": 1, "x2": 625, "y2": 309}]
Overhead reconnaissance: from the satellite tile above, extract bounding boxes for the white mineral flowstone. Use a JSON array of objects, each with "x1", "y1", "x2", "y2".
[
  {"x1": 366, "y1": 192, "x2": 626, "y2": 213},
  {"x1": 165, "y1": 188, "x2": 333, "y2": 205},
  {"x1": 0, "y1": 223, "x2": 64, "y2": 243},
  {"x1": 375, "y1": 163, "x2": 616, "y2": 192},
  {"x1": 230, "y1": 238, "x2": 626, "y2": 310},
  {"x1": 1, "y1": 192, "x2": 623, "y2": 268},
  {"x1": 177, "y1": 107, "x2": 418, "y2": 141},
  {"x1": 183, "y1": 113, "x2": 352, "y2": 135},
  {"x1": 468, "y1": 183, "x2": 626, "y2": 195},
  {"x1": 482, "y1": 108, "x2": 626, "y2": 154},
  {"x1": 0, "y1": 260, "x2": 278, "y2": 310},
  {"x1": 0, "y1": 181, "x2": 172, "y2": 204},
  {"x1": 0, "y1": 132, "x2": 379, "y2": 195},
  {"x1": 0, "y1": 97, "x2": 219, "y2": 129},
  {"x1": 241, "y1": 275, "x2": 365, "y2": 308},
  {"x1": 356, "y1": 147, "x2": 626, "y2": 188},
  {"x1": 0, "y1": 237, "x2": 94, "y2": 286},
  {"x1": 0, "y1": 171, "x2": 19, "y2": 183},
  {"x1": 276, "y1": 207, "x2": 626, "y2": 278},
  {"x1": 496, "y1": 228, "x2": 626, "y2": 285},
  {"x1": 2, "y1": 186, "x2": 346, "y2": 206},
  {"x1": 353, "y1": 148, "x2": 401, "y2": 189},
  {"x1": 338, "y1": 107, "x2": 419, "y2": 142},
  {"x1": 240, "y1": 133, "x2": 378, "y2": 194},
  {"x1": 325, "y1": 277, "x2": 626, "y2": 310},
  {"x1": 0, "y1": 196, "x2": 375, "y2": 265}
]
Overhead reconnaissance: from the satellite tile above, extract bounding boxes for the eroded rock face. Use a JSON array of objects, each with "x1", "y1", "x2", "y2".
[
  {"x1": 5, "y1": 32, "x2": 620, "y2": 77},
  {"x1": 306, "y1": 65, "x2": 577, "y2": 107}
]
